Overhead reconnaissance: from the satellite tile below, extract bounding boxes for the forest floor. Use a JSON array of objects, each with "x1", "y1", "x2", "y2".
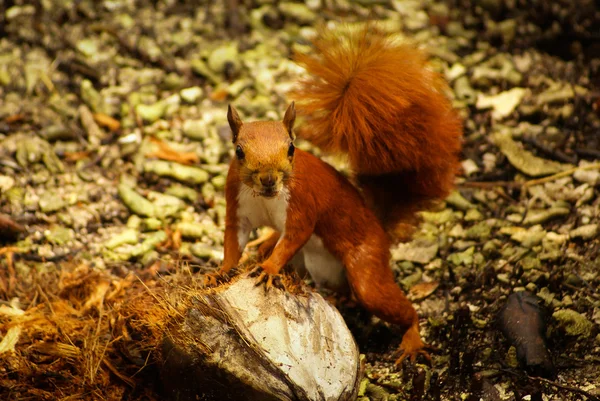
[{"x1": 0, "y1": 0, "x2": 599, "y2": 400}]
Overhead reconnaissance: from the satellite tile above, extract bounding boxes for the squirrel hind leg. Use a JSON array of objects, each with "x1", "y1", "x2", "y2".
[
  {"x1": 341, "y1": 241, "x2": 418, "y2": 328},
  {"x1": 341, "y1": 240, "x2": 429, "y2": 362}
]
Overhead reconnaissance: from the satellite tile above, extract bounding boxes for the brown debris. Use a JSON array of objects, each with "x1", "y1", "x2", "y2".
[
  {"x1": 146, "y1": 137, "x2": 200, "y2": 165},
  {"x1": 93, "y1": 113, "x2": 121, "y2": 132},
  {"x1": 0, "y1": 214, "x2": 25, "y2": 242},
  {"x1": 0, "y1": 263, "x2": 152, "y2": 400}
]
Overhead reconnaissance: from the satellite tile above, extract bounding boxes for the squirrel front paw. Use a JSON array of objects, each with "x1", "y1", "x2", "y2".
[
  {"x1": 202, "y1": 270, "x2": 231, "y2": 287},
  {"x1": 249, "y1": 265, "x2": 285, "y2": 290}
]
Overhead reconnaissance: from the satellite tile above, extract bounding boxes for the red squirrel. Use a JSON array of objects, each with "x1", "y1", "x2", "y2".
[{"x1": 213, "y1": 26, "x2": 463, "y2": 363}]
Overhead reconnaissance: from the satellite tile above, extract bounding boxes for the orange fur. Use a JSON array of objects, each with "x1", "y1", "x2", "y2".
[
  {"x1": 289, "y1": 26, "x2": 463, "y2": 237},
  {"x1": 222, "y1": 164, "x2": 242, "y2": 274}
]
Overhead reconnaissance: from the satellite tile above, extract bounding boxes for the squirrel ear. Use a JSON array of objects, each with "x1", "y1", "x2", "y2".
[
  {"x1": 227, "y1": 104, "x2": 243, "y2": 143},
  {"x1": 283, "y1": 102, "x2": 296, "y2": 139}
]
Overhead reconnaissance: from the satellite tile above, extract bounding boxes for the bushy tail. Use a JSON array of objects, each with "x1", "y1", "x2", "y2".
[{"x1": 289, "y1": 25, "x2": 463, "y2": 240}]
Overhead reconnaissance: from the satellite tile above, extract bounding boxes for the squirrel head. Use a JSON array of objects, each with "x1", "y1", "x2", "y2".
[{"x1": 228, "y1": 103, "x2": 296, "y2": 198}]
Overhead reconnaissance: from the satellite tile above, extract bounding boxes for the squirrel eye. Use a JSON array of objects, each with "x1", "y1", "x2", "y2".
[
  {"x1": 288, "y1": 143, "x2": 295, "y2": 158},
  {"x1": 235, "y1": 145, "x2": 245, "y2": 160}
]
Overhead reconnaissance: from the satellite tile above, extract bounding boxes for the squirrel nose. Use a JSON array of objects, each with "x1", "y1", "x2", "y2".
[{"x1": 260, "y1": 175, "x2": 275, "y2": 187}]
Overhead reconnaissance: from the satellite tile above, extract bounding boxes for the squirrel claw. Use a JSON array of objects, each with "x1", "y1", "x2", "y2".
[
  {"x1": 393, "y1": 324, "x2": 432, "y2": 366},
  {"x1": 250, "y1": 266, "x2": 285, "y2": 290},
  {"x1": 202, "y1": 270, "x2": 229, "y2": 287},
  {"x1": 394, "y1": 347, "x2": 431, "y2": 367}
]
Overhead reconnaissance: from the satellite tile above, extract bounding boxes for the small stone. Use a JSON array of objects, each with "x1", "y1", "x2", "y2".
[
  {"x1": 202, "y1": 182, "x2": 217, "y2": 203},
  {"x1": 523, "y1": 207, "x2": 570, "y2": 225},
  {"x1": 105, "y1": 228, "x2": 139, "y2": 249},
  {"x1": 421, "y1": 209, "x2": 455, "y2": 225},
  {"x1": 211, "y1": 175, "x2": 226, "y2": 190},
  {"x1": 147, "y1": 191, "x2": 186, "y2": 218},
  {"x1": 569, "y1": 224, "x2": 598, "y2": 240},
  {"x1": 464, "y1": 221, "x2": 492, "y2": 240},
  {"x1": 482, "y1": 239, "x2": 500, "y2": 253},
  {"x1": 575, "y1": 186, "x2": 595, "y2": 207},
  {"x1": 208, "y1": 44, "x2": 240, "y2": 74},
  {"x1": 446, "y1": 191, "x2": 476, "y2": 211},
  {"x1": 453, "y1": 76, "x2": 477, "y2": 104},
  {"x1": 446, "y1": 63, "x2": 467, "y2": 81},
  {"x1": 464, "y1": 208, "x2": 484, "y2": 221},
  {"x1": 44, "y1": 226, "x2": 73, "y2": 245},
  {"x1": 392, "y1": 238, "x2": 439, "y2": 264},
  {"x1": 471, "y1": 56, "x2": 522, "y2": 86},
  {"x1": 163, "y1": 72, "x2": 186, "y2": 90},
  {"x1": 520, "y1": 256, "x2": 541, "y2": 271},
  {"x1": 497, "y1": 19, "x2": 517, "y2": 44},
  {"x1": 479, "y1": 0, "x2": 502, "y2": 14},
  {"x1": 118, "y1": 183, "x2": 156, "y2": 217},
  {"x1": 143, "y1": 160, "x2": 209, "y2": 184},
  {"x1": 136, "y1": 101, "x2": 167, "y2": 123},
  {"x1": 505, "y1": 225, "x2": 546, "y2": 247},
  {"x1": 0, "y1": 175, "x2": 15, "y2": 193},
  {"x1": 182, "y1": 119, "x2": 207, "y2": 140},
  {"x1": 127, "y1": 215, "x2": 142, "y2": 229},
  {"x1": 525, "y1": 282, "x2": 537, "y2": 292},
  {"x1": 498, "y1": 291, "x2": 555, "y2": 378},
  {"x1": 165, "y1": 184, "x2": 199, "y2": 203},
  {"x1": 564, "y1": 274, "x2": 584, "y2": 287},
  {"x1": 127, "y1": 231, "x2": 167, "y2": 258},
  {"x1": 448, "y1": 223, "x2": 465, "y2": 238},
  {"x1": 536, "y1": 84, "x2": 576, "y2": 106},
  {"x1": 143, "y1": 218, "x2": 163, "y2": 231},
  {"x1": 461, "y1": 159, "x2": 480, "y2": 176},
  {"x1": 76, "y1": 38, "x2": 98, "y2": 57},
  {"x1": 191, "y1": 59, "x2": 221, "y2": 84},
  {"x1": 543, "y1": 232, "x2": 568, "y2": 249},
  {"x1": 6, "y1": 5, "x2": 35, "y2": 19},
  {"x1": 279, "y1": 2, "x2": 316, "y2": 24},
  {"x1": 80, "y1": 79, "x2": 102, "y2": 113},
  {"x1": 482, "y1": 152, "x2": 497, "y2": 172},
  {"x1": 492, "y1": 131, "x2": 570, "y2": 177},
  {"x1": 176, "y1": 221, "x2": 208, "y2": 239},
  {"x1": 573, "y1": 161, "x2": 600, "y2": 186},
  {"x1": 191, "y1": 243, "x2": 223, "y2": 260},
  {"x1": 180, "y1": 87, "x2": 204, "y2": 103},
  {"x1": 448, "y1": 246, "x2": 474, "y2": 266},
  {"x1": 400, "y1": 270, "x2": 423, "y2": 289},
  {"x1": 224, "y1": 78, "x2": 253, "y2": 98},
  {"x1": 476, "y1": 88, "x2": 527, "y2": 120},
  {"x1": 39, "y1": 192, "x2": 66, "y2": 213},
  {"x1": 536, "y1": 287, "x2": 556, "y2": 307},
  {"x1": 452, "y1": 239, "x2": 477, "y2": 250},
  {"x1": 552, "y1": 309, "x2": 594, "y2": 338}
]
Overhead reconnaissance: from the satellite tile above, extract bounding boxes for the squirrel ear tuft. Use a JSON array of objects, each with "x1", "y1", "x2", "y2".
[
  {"x1": 283, "y1": 102, "x2": 296, "y2": 139},
  {"x1": 227, "y1": 104, "x2": 243, "y2": 143}
]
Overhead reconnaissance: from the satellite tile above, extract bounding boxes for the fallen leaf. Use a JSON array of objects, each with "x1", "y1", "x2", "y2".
[
  {"x1": 408, "y1": 281, "x2": 439, "y2": 301},
  {"x1": 391, "y1": 238, "x2": 439, "y2": 264},
  {"x1": 492, "y1": 131, "x2": 571, "y2": 176},
  {"x1": 147, "y1": 137, "x2": 200, "y2": 165}
]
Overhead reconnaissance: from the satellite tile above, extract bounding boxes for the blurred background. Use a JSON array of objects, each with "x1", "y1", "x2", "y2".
[{"x1": 0, "y1": 1, "x2": 599, "y2": 400}]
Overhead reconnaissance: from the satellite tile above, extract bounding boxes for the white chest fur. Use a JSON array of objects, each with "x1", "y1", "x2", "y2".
[
  {"x1": 236, "y1": 186, "x2": 346, "y2": 291},
  {"x1": 237, "y1": 186, "x2": 289, "y2": 233}
]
